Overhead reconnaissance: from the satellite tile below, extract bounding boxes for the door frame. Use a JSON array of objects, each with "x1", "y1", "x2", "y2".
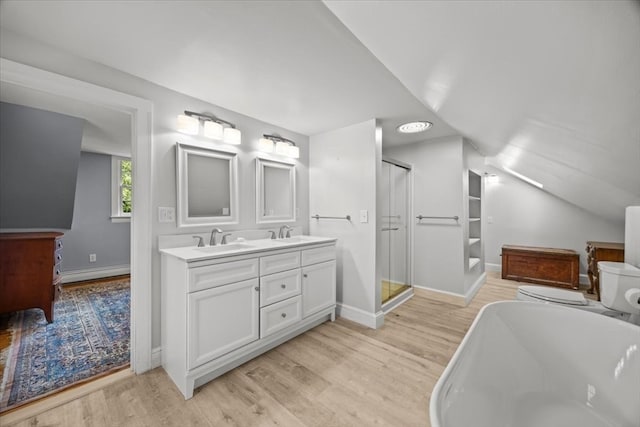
[{"x1": 1, "y1": 58, "x2": 154, "y2": 373}]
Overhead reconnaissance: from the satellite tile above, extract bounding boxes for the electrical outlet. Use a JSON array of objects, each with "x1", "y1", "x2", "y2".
[
  {"x1": 359, "y1": 210, "x2": 369, "y2": 223},
  {"x1": 158, "y1": 207, "x2": 175, "y2": 223},
  {"x1": 89, "y1": 253, "x2": 97, "y2": 263}
]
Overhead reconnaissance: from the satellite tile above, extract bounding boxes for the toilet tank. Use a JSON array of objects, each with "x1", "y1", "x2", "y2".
[
  {"x1": 599, "y1": 261, "x2": 640, "y2": 315},
  {"x1": 625, "y1": 206, "x2": 640, "y2": 267}
]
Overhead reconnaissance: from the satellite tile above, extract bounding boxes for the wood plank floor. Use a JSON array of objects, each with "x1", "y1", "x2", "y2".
[{"x1": 3, "y1": 272, "x2": 522, "y2": 427}]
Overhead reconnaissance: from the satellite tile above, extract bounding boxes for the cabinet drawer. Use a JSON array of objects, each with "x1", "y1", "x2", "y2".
[
  {"x1": 260, "y1": 269, "x2": 301, "y2": 307},
  {"x1": 260, "y1": 251, "x2": 300, "y2": 276},
  {"x1": 302, "y1": 245, "x2": 335, "y2": 266},
  {"x1": 260, "y1": 295, "x2": 302, "y2": 338},
  {"x1": 189, "y1": 258, "x2": 259, "y2": 292}
]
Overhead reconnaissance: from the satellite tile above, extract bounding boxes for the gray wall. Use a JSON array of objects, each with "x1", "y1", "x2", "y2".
[
  {"x1": 0, "y1": 101, "x2": 84, "y2": 229},
  {"x1": 62, "y1": 152, "x2": 130, "y2": 272},
  {"x1": 0, "y1": 29, "x2": 310, "y2": 348},
  {"x1": 484, "y1": 165, "x2": 624, "y2": 278}
]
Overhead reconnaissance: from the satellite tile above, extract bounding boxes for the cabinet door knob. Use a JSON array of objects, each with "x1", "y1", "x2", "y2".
[
  {"x1": 281, "y1": 284, "x2": 286, "y2": 289},
  {"x1": 254, "y1": 286, "x2": 260, "y2": 291},
  {"x1": 303, "y1": 274, "x2": 308, "y2": 278},
  {"x1": 281, "y1": 313, "x2": 287, "y2": 318}
]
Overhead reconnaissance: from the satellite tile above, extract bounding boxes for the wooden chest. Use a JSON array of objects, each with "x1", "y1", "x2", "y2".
[
  {"x1": 0, "y1": 232, "x2": 63, "y2": 322},
  {"x1": 501, "y1": 245, "x2": 579, "y2": 289}
]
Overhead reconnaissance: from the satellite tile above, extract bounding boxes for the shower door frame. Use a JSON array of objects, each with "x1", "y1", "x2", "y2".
[{"x1": 381, "y1": 156, "x2": 413, "y2": 309}]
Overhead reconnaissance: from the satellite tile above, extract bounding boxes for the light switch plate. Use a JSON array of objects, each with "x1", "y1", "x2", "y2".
[
  {"x1": 359, "y1": 210, "x2": 369, "y2": 223},
  {"x1": 158, "y1": 207, "x2": 175, "y2": 223}
]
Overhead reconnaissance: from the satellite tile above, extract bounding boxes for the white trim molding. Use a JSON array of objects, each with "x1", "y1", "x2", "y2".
[
  {"x1": 151, "y1": 347, "x2": 163, "y2": 369},
  {"x1": 336, "y1": 303, "x2": 384, "y2": 329},
  {"x1": 413, "y1": 274, "x2": 487, "y2": 307},
  {"x1": 62, "y1": 265, "x2": 131, "y2": 284},
  {"x1": 1, "y1": 58, "x2": 154, "y2": 375}
]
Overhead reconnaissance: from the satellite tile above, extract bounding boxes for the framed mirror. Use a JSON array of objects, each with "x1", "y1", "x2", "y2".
[
  {"x1": 176, "y1": 143, "x2": 238, "y2": 227},
  {"x1": 256, "y1": 158, "x2": 296, "y2": 223}
]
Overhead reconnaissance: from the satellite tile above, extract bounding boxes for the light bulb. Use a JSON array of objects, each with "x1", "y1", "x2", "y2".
[
  {"x1": 223, "y1": 127, "x2": 242, "y2": 145},
  {"x1": 258, "y1": 138, "x2": 274, "y2": 153},
  {"x1": 287, "y1": 145, "x2": 300, "y2": 159},
  {"x1": 204, "y1": 121, "x2": 223, "y2": 140},
  {"x1": 275, "y1": 141, "x2": 289, "y2": 156},
  {"x1": 176, "y1": 114, "x2": 199, "y2": 135}
]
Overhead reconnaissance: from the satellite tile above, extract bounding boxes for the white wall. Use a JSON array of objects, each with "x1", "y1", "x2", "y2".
[
  {"x1": 0, "y1": 29, "x2": 310, "y2": 347},
  {"x1": 484, "y1": 165, "x2": 625, "y2": 279},
  {"x1": 309, "y1": 119, "x2": 382, "y2": 327},
  {"x1": 384, "y1": 136, "x2": 466, "y2": 295}
]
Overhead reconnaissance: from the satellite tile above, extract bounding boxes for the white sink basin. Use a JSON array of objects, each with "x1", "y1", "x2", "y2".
[{"x1": 194, "y1": 243, "x2": 254, "y2": 254}]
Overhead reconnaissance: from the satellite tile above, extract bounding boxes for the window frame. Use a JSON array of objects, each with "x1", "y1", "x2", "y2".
[{"x1": 111, "y1": 156, "x2": 132, "y2": 222}]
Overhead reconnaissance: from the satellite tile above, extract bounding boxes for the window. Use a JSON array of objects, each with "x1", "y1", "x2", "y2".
[{"x1": 111, "y1": 156, "x2": 132, "y2": 221}]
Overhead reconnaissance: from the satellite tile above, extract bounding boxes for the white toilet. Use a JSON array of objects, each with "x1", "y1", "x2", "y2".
[{"x1": 516, "y1": 206, "x2": 640, "y2": 325}]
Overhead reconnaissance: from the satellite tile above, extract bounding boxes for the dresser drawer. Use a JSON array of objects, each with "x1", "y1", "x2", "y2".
[
  {"x1": 302, "y1": 245, "x2": 335, "y2": 266},
  {"x1": 260, "y1": 269, "x2": 301, "y2": 307},
  {"x1": 260, "y1": 251, "x2": 300, "y2": 276},
  {"x1": 260, "y1": 295, "x2": 302, "y2": 338},
  {"x1": 189, "y1": 258, "x2": 259, "y2": 292}
]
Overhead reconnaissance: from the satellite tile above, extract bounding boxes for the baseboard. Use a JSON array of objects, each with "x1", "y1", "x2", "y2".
[
  {"x1": 485, "y1": 262, "x2": 590, "y2": 288},
  {"x1": 336, "y1": 303, "x2": 384, "y2": 329},
  {"x1": 465, "y1": 272, "x2": 486, "y2": 305},
  {"x1": 413, "y1": 285, "x2": 467, "y2": 307},
  {"x1": 151, "y1": 346, "x2": 162, "y2": 369},
  {"x1": 485, "y1": 262, "x2": 501, "y2": 272},
  {"x1": 61, "y1": 265, "x2": 130, "y2": 284},
  {"x1": 382, "y1": 288, "x2": 414, "y2": 314}
]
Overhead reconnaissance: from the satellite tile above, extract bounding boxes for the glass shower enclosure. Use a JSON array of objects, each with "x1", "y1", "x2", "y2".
[{"x1": 380, "y1": 159, "x2": 411, "y2": 304}]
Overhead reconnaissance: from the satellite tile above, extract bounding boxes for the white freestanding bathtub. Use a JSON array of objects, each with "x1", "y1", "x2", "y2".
[{"x1": 430, "y1": 301, "x2": 640, "y2": 427}]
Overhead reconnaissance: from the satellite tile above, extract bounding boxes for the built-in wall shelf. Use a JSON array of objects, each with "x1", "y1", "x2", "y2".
[
  {"x1": 466, "y1": 170, "x2": 483, "y2": 275},
  {"x1": 468, "y1": 257, "x2": 480, "y2": 269}
]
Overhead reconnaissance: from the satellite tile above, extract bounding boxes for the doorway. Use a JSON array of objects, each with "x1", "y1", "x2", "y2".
[{"x1": 380, "y1": 159, "x2": 411, "y2": 304}]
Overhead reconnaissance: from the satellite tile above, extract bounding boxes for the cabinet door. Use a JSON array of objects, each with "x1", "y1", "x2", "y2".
[
  {"x1": 188, "y1": 278, "x2": 259, "y2": 369},
  {"x1": 301, "y1": 260, "x2": 336, "y2": 318}
]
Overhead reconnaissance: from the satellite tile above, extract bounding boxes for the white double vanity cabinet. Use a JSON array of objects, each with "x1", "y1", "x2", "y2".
[{"x1": 160, "y1": 236, "x2": 337, "y2": 399}]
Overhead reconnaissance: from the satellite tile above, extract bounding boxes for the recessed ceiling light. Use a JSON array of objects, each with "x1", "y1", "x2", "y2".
[{"x1": 396, "y1": 121, "x2": 433, "y2": 134}]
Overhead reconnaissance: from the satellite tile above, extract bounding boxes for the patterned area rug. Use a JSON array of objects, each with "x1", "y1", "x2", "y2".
[{"x1": 0, "y1": 278, "x2": 130, "y2": 412}]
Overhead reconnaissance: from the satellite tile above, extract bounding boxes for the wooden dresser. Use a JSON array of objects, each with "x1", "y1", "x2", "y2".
[
  {"x1": 586, "y1": 241, "x2": 624, "y2": 301},
  {"x1": 0, "y1": 232, "x2": 63, "y2": 322},
  {"x1": 502, "y1": 245, "x2": 579, "y2": 289}
]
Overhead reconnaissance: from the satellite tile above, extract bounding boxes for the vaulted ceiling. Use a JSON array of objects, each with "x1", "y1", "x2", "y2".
[{"x1": 1, "y1": 1, "x2": 638, "y2": 223}]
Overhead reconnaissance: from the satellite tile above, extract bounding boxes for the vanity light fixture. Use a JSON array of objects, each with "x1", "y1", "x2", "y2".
[
  {"x1": 176, "y1": 110, "x2": 242, "y2": 145},
  {"x1": 258, "y1": 134, "x2": 299, "y2": 159},
  {"x1": 397, "y1": 121, "x2": 433, "y2": 134}
]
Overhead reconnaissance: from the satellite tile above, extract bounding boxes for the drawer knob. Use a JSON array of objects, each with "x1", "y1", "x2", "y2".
[
  {"x1": 56, "y1": 269, "x2": 60, "y2": 276},
  {"x1": 281, "y1": 284, "x2": 286, "y2": 289},
  {"x1": 57, "y1": 254, "x2": 62, "y2": 260},
  {"x1": 281, "y1": 313, "x2": 287, "y2": 318},
  {"x1": 303, "y1": 274, "x2": 308, "y2": 278},
  {"x1": 254, "y1": 286, "x2": 260, "y2": 291}
]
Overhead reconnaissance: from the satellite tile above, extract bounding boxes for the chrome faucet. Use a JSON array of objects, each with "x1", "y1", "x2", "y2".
[
  {"x1": 192, "y1": 236, "x2": 204, "y2": 247},
  {"x1": 268, "y1": 230, "x2": 277, "y2": 240},
  {"x1": 278, "y1": 225, "x2": 291, "y2": 239},
  {"x1": 210, "y1": 228, "x2": 223, "y2": 246},
  {"x1": 221, "y1": 233, "x2": 232, "y2": 245}
]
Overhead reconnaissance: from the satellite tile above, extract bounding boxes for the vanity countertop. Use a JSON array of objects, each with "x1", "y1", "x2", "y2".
[{"x1": 160, "y1": 235, "x2": 337, "y2": 262}]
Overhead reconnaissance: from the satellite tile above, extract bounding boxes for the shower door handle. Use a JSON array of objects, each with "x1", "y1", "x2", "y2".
[{"x1": 381, "y1": 227, "x2": 399, "y2": 231}]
